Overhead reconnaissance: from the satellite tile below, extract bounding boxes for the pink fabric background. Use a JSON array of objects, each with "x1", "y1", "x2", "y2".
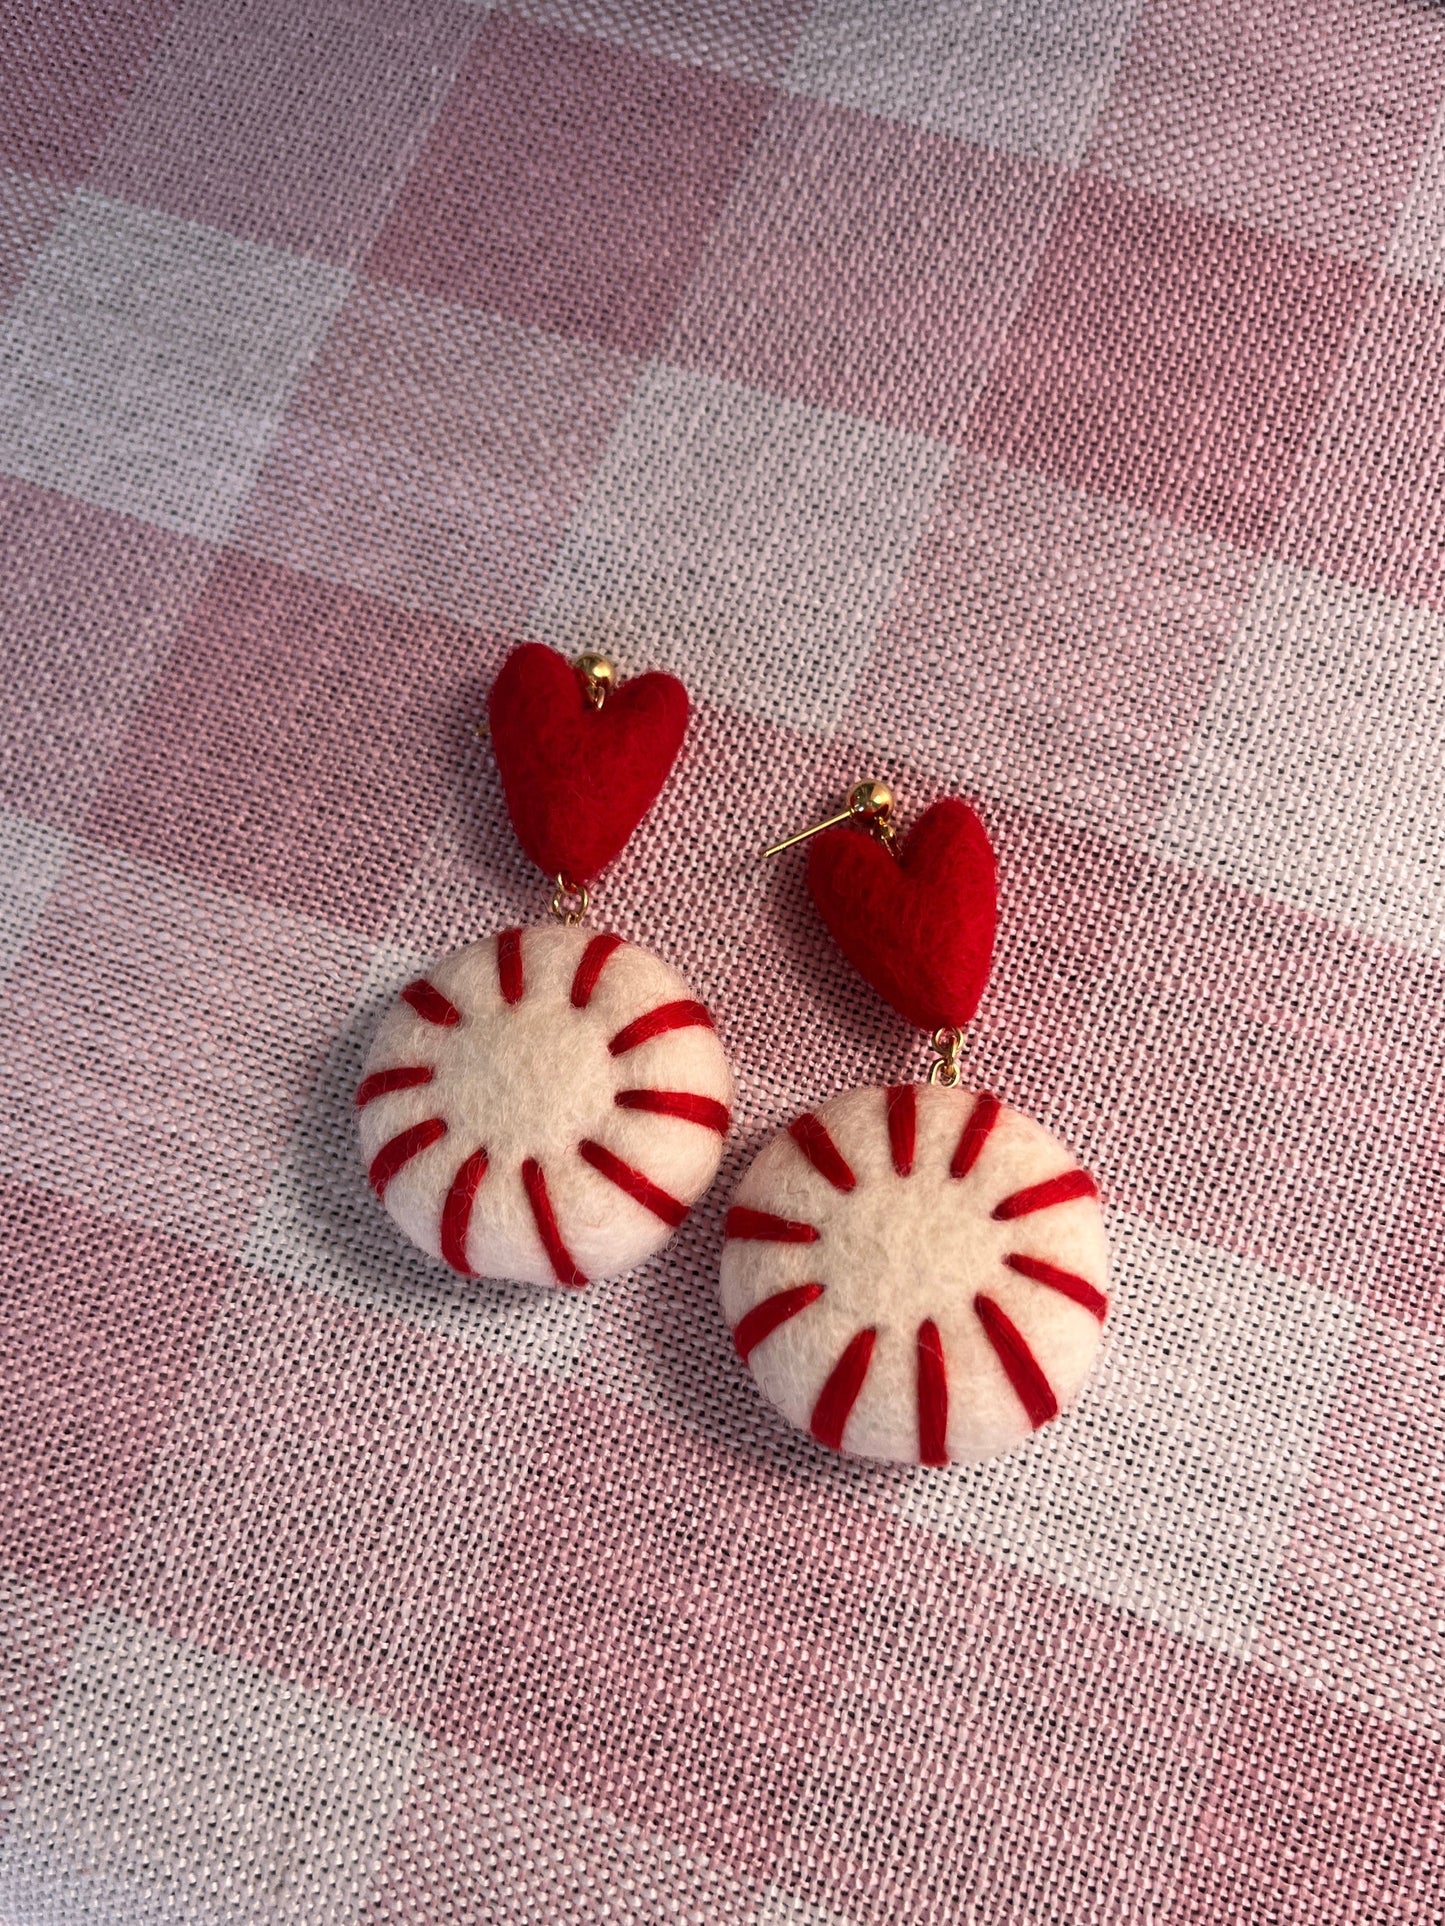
[{"x1": 2, "y1": 2, "x2": 1444, "y2": 1919}]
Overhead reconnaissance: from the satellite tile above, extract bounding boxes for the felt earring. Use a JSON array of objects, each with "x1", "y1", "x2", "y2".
[
  {"x1": 721, "y1": 782, "x2": 1108, "y2": 1465},
  {"x1": 358, "y1": 644, "x2": 733, "y2": 1288}
]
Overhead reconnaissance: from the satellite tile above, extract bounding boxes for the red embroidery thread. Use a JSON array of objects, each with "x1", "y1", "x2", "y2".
[
  {"x1": 522, "y1": 1158, "x2": 587, "y2": 1287},
  {"x1": 724, "y1": 1207, "x2": 820, "y2": 1244},
  {"x1": 608, "y1": 1000, "x2": 714, "y2": 1057},
  {"x1": 496, "y1": 927, "x2": 525, "y2": 1006},
  {"x1": 440, "y1": 1148, "x2": 490, "y2": 1275},
  {"x1": 355, "y1": 1065, "x2": 434, "y2": 1108},
  {"x1": 578, "y1": 1139, "x2": 689, "y2": 1228},
  {"x1": 614, "y1": 1089, "x2": 730, "y2": 1133},
  {"x1": 788, "y1": 1112, "x2": 857, "y2": 1191},
  {"x1": 915, "y1": 1318, "x2": 949, "y2": 1466},
  {"x1": 993, "y1": 1168, "x2": 1097, "y2": 1221},
  {"x1": 731, "y1": 1282, "x2": 825, "y2": 1361},
  {"x1": 950, "y1": 1090, "x2": 1000, "y2": 1179},
  {"x1": 368, "y1": 1117, "x2": 447, "y2": 1197},
  {"x1": 975, "y1": 1293, "x2": 1058, "y2": 1429},
  {"x1": 1004, "y1": 1251, "x2": 1108, "y2": 1321},
  {"x1": 570, "y1": 931, "x2": 625, "y2": 1008},
  {"x1": 887, "y1": 1084, "x2": 917, "y2": 1177},
  {"x1": 400, "y1": 980, "x2": 461, "y2": 1027},
  {"x1": 810, "y1": 1328, "x2": 877, "y2": 1451}
]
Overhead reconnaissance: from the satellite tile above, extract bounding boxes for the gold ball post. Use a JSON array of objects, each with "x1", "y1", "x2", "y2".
[{"x1": 574, "y1": 652, "x2": 618, "y2": 710}]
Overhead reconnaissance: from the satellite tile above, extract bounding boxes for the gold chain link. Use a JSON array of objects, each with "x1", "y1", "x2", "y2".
[
  {"x1": 550, "y1": 875, "x2": 591, "y2": 926},
  {"x1": 927, "y1": 1026, "x2": 964, "y2": 1087}
]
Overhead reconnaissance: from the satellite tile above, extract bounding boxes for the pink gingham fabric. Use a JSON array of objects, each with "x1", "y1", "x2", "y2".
[{"x1": 3, "y1": 2, "x2": 1445, "y2": 1920}]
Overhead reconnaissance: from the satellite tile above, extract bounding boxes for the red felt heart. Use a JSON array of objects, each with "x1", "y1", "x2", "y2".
[
  {"x1": 806, "y1": 798, "x2": 998, "y2": 1033},
  {"x1": 488, "y1": 643, "x2": 689, "y2": 886}
]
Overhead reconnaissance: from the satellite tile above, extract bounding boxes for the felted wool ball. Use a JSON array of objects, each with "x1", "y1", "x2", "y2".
[
  {"x1": 358, "y1": 927, "x2": 733, "y2": 1287},
  {"x1": 721, "y1": 1084, "x2": 1108, "y2": 1464}
]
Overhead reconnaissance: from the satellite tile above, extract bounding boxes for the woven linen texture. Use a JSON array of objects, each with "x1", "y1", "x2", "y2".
[{"x1": 3, "y1": 2, "x2": 1445, "y2": 1921}]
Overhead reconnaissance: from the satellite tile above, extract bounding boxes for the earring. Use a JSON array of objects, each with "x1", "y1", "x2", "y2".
[
  {"x1": 721, "y1": 781, "x2": 1108, "y2": 1465},
  {"x1": 357, "y1": 643, "x2": 733, "y2": 1288}
]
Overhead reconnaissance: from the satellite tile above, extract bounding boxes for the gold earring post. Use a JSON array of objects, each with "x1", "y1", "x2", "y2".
[{"x1": 761, "y1": 780, "x2": 896, "y2": 858}]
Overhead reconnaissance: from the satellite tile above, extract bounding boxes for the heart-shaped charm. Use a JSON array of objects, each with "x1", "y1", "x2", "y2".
[
  {"x1": 489, "y1": 643, "x2": 689, "y2": 885},
  {"x1": 806, "y1": 798, "x2": 997, "y2": 1032}
]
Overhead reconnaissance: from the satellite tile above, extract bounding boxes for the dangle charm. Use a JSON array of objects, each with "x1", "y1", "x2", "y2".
[
  {"x1": 358, "y1": 644, "x2": 733, "y2": 1288},
  {"x1": 722, "y1": 782, "x2": 1108, "y2": 1465}
]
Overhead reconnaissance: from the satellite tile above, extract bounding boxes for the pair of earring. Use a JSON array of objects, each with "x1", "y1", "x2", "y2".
[{"x1": 357, "y1": 644, "x2": 1109, "y2": 1468}]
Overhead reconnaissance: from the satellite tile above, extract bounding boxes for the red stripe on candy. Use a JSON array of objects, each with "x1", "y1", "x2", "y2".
[
  {"x1": 731, "y1": 1282, "x2": 825, "y2": 1362},
  {"x1": 578, "y1": 1139, "x2": 689, "y2": 1228},
  {"x1": 993, "y1": 1167, "x2": 1097, "y2": 1221},
  {"x1": 810, "y1": 1328, "x2": 877, "y2": 1452},
  {"x1": 522, "y1": 1158, "x2": 587, "y2": 1288},
  {"x1": 355, "y1": 1065, "x2": 433, "y2": 1108},
  {"x1": 788, "y1": 1113, "x2": 856, "y2": 1191},
  {"x1": 615, "y1": 1089, "x2": 731, "y2": 1133},
  {"x1": 887, "y1": 1085, "x2": 917, "y2": 1177},
  {"x1": 497, "y1": 927, "x2": 524, "y2": 1006},
  {"x1": 440, "y1": 1148, "x2": 489, "y2": 1275},
  {"x1": 916, "y1": 1318, "x2": 949, "y2": 1466},
  {"x1": 368, "y1": 1117, "x2": 447, "y2": 1197},
  {"x1": 609, "y1": 1000, "x2": 714, "y2": 1057},
  {"x1": 401, "y1": 979, "x2": 461, "y2": 1027},
  {"x1": 1004, "y1": 1251, "x2": 1108, "y2": 1321},
  {"x1": 975, "y1": 1293, "x2": 1058, "y2": 1429},
  {"x1": 950, "y1": 1090, "x2": 1000, "y2": 1180},
  {"x1": 724, "y1": 1207, "x2": 820, "y2": 1244},
  {"x1": 571, "y1": 931, "x2": 625, "y2": 1008}
]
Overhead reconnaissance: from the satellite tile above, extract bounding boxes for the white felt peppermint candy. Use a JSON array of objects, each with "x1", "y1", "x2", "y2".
[
  {"x1": 358, "y1": 927, "x2": 732, "y2": 1287},
  {"x1": 721, "y1": 1085, "x2": 1108, "y2": 1464}
]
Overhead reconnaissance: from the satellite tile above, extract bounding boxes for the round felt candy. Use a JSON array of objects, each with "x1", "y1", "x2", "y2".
[
  {"x1": 358, "y1": 927, "x2": 733, "y2": 1287},
  {"x1": 720, "y1": 1084, "x2": 1109, "y2": 1464}
]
